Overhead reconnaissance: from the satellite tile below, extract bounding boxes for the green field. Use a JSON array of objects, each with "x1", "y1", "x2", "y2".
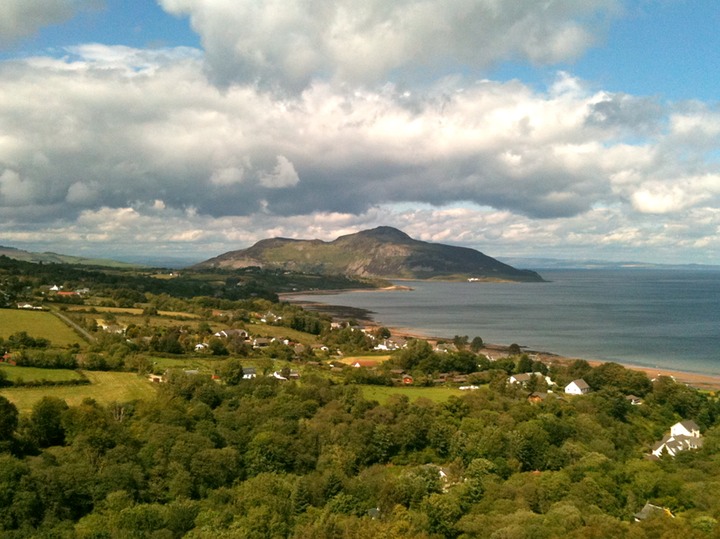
[
  {"x1": 0, "y1": 365, "x2": 84, "y2": 383},
  {"x1": 0, "y1": 309, "x2": 83, "y2": 346},
  {"x1": 0, "y1": 371, "x2": 156, "y2": 413},
  {"x1": 339, "y1": 355, "x2": 392, "y2": 364},
  {"x1": 360, "y1": 385, "x2": 465, "y2": 404},
  {"x1": 150, "y1": 356, "x2": 224, "y2": 372}
]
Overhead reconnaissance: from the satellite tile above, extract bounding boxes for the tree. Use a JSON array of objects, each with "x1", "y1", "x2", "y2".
[
  {"x1": 508, "y1": 343, "x2": 522, "y2": 355},
  {"x1": 394, "y1": 339, "x2": 436, "y2": 371},
  {"x1": 30, "y1": 396, "x2": 69, "y2": 447},
  {"x1": 453, "y1": 335, "x2": 469, "y2": 349},
  {"x1": 470, "y1": 336, "x2": 484, "y2": 352},
  {"x1": 208, "y1": 337, "x2": 229, "y2": 356},
  {"x1": 375, "y1": 327, "x2": 391, "y2": 339},
  {"x1": 220, "y1": 358, "x2": 244, "y2": 386},
  {"x1": 0, "y1": 396, "x2": 18, "y2": 441},
  {"x1": 515, "y1": 354, "x2": 533, "y2": 374}
]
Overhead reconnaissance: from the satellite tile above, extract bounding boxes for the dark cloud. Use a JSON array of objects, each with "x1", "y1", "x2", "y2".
[
  {"x1": 0, "y1": 0, "x2": 100, "y2": 45},
  {"x1": 586, "y1": 94, "x2": 663, "y2": 134}
]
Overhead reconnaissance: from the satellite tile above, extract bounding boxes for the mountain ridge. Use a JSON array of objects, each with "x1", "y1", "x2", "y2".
[
  {"x1": 0, "y1": 246, "x2": 141, "y2": 268},
  {"x1": 195, "y1": 226, "x2": 544, "y2": 282}
]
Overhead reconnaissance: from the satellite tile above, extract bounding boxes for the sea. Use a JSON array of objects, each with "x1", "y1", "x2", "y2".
[{"x1": 287, "y1": 269, "x2": 720, "y2": 375}]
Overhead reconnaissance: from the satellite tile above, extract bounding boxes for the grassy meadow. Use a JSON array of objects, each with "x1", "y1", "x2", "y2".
[
  {"x1": 0, "y1": 309, "x2": 82, "y2": 346},
  {"x1": 360, "y1": 384, "x2": 465, "y2": 404},
  {"x1": 0, "y1": 365, "x2": 84, "y2": 383},
  {"x1": 0, "y1": 371, "x2": 156, "y2": 413},
  {"x1": 338, "y1": 355, "x2": 392, "y2": 365},
  {"x1": 150, "y1": 356, "x2": 225, "y2": 372}
]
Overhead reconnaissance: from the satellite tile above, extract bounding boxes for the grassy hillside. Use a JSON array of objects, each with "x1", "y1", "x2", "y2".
[
  {"x1": 0, "y1": 371, "x2": 155, "y2": 413},
  {"x1": 0, "y1": 309, "x2": 84, "y2": 346},
  {"x1": 196, "y1": 226, "x2": 544, "y2": 282},
  {"x1": 0, "y1": 246, "x2": 139, "y2": 268}
]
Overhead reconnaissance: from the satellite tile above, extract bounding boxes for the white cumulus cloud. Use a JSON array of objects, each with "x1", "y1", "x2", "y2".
[
  {"x1": 159, "y1": 0, "x2": 620, "y2": 91},
  {"x1": 259, "y1": 156, "x2": 300, "y2": 188}
]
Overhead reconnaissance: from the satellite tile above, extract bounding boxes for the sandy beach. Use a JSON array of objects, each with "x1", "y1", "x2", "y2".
[
  {"x1": 284, "y1": 293, "x2": 720, "y2": 392},
  {"x1": 366, "y1": 325, "x2": 720, "y2": 392}
]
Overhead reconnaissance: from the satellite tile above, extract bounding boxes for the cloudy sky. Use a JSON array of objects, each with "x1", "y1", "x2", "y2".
[{"x1": 1, "y1": 0, "x2": 719, "y2": 265}]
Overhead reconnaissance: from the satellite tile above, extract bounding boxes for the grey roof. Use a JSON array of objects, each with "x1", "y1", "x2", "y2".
[
  {"x1": 678, "y1": 420, "x2": 700, "y2": 432},
  {"x1": 634, "y1": 503, "x2": 669, "y2": 521}
]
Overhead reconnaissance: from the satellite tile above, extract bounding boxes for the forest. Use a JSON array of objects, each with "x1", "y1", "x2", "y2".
[{"x1": 1, "y1": 256, "x2": 720, "y2": 538}]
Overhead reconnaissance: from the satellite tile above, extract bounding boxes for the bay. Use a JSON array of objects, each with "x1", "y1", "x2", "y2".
[{"x1": 288, "y1": 269, "x2": 720, "y2": 375}]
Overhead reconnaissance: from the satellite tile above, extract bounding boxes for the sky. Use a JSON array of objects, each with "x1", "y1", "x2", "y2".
[{"x1": 1, "y1": 0, "x2": 720, "y2": 266}]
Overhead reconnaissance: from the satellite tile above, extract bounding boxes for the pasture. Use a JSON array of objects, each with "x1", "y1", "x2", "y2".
[
  {"x1": 360, "y1": 384, "x2": 465, "y2": 404},
  {"x1": 0, "y1": 365, "x2": 84, "y2": 383},
  {"x1": 65, "y1": 305, "x2": 200, "y2": 319},
  {"x1": 0, "y1": 371, "x2": 156, "y2": 413},
  {"x1": 0, "y1": 309, "x2": 82, "y2": 346},
  {"x1": 338, "y1": 355, "x2": 392, "y2": 365},
  {"x1": 150, "y1": 356, "x2": 224, "y2": 373}
]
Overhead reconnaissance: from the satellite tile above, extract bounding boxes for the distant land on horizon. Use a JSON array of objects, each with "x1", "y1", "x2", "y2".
[
  {"x1": 3, "y1": 237, "x2": 718, "y2": 273},
  {"x1": 0, "y1": 245, "x2": 140, "y2": 269},
  {"x1": 194, "y1": 226, "x2": 545, "y2": 282},
  {"x1": 498, "y1": 256, "x2": 720, "y2": 271}
]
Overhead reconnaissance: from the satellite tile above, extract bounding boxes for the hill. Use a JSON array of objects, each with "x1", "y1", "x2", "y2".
[
  {"x1": 0, "y1": 245, "x2": 139, "y2": 268},
  {"x1": 194, "y1": 226, "x2": 544, "y2": 282}
]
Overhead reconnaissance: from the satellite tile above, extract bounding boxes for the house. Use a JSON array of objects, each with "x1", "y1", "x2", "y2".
[
  {"x1": 374, "y1": 338, "x2": 407, "y2": 351},
  {"x1": 434, "y1": 343, "x2": 458, "y2": 353},
  {"x1": 402, "y1": 375, "x2": 414, "y2": 385},
  {"x1": 626, "y1": 394, "x2": 643, "y2": 406},
  {"x1": 242, "y1": 367, "x2": 257, "y2": 379},
  {"x1": 634, "y1": 502, "x2": 673, "y2": 521},
  {"x1": 252, "y1": 338, "x2": 271, "y2": 348},
  {"x1": 565, "y1": 379, "x2": 591, "y2": 395},
  {"x1": 509, "y1": 372, "x2": 555, "y2": 387},
  {"x1": 651, "y1": 420, "x2": 703, "y2": 458},
  {"x1": 148, "y1": 374, "x2": 165, "y2": 383},
  {"x1": 671, "y1": 420, "x2": 701, "y2": 438},
  {"x1": 17, "y1": 303, "x2": 41, "y2": 310},
  {"x1": 1, "y1": 352, "x2": 14, "y2": 364},
  {"x1": 272, "y1": 370, "x2": 300, "y2": 381},
  {"x1": 214, "y1": 329, "x2": 249, "y2": 339},
  {"x1": 99, "y1": 324, "x2": 126, "y2": 335},
  {"x1": 528, "y1": 392, "x2": 549, "y2": 404},
  {"x1": 195, "y1": 343, "x2": 209, "y2": 351},
  {"x1": 352, "y1": 359, "x2": 379, "y2": 368}
]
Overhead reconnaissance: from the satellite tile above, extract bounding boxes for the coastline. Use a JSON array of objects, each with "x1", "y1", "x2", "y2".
[
  {"x1": 386, "y1": 326, "x2": 720, "y2": 391},
  {"x1": 284, "y1": 292, "x2": 720, "y2": 392}
]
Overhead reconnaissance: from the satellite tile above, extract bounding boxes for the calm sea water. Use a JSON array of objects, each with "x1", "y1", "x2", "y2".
[{"x1": 289, "y1": 269, "x2": 720, "y2": 375}]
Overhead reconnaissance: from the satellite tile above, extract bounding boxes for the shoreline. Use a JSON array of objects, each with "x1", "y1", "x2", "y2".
[
  {"x1": 385, "y1": 326, "x2": 720, "y2": 391},
  {"x1": 284, "y1": 292, "x2": 720, "y2": 392}
]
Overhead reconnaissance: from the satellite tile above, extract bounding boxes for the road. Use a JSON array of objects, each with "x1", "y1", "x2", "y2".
[{"x1": 49, "y1": 308, "x2": 96, "y2": 343}]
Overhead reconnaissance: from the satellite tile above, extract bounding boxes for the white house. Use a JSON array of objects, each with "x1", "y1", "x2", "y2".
[
  {"x1": 509, "y1": 372, "x2": 555, "y2": 387},
  {"x1": 671, "y1": 420, "x2": 701, "y2": 438},
  {"x1": 564, "y1": 379, "x2": 591, "y2": 395},
  {"x1": 373, "y1": 338, "x2": 407, "y2": 351},
  {"x1": 651, "y1": 420, "x2": 703, "y2": 458},
  {"x1": 214, "y1": 329, "x2": 249, "y2": 339}
]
